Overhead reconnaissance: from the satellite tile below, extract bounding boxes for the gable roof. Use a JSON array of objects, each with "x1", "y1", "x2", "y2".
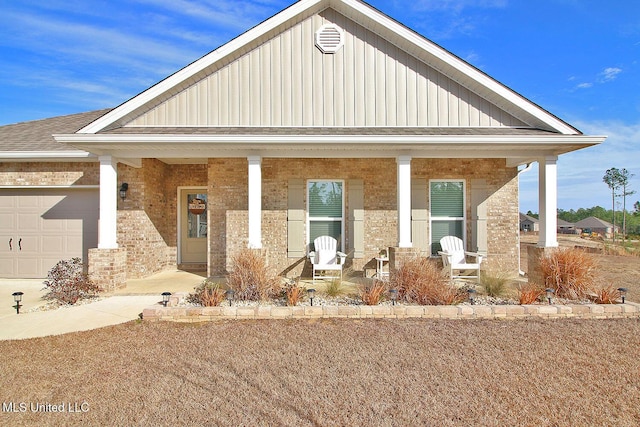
[
  {"x1": 0, "y1": 109, "x2": 110, "y2": 160},
  {"x1": 575, "y1": 217, "x2": 614, "y2": 229},
  {"x1": 77, "y1": 0, "x2": 581, "y2": 135},
  {"x1": 519, "y1": 213, "x2": 539, "y2": 223}
]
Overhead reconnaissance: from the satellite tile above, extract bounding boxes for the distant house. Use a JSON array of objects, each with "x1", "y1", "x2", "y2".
[
  {"x1": 574, "y1": 217, "x2": 617, "y2": 238},
  {"x1": 520, "y1": 213, "x2": 539, "y2": 232},
  {"x1": 557, "y1": 218, "x2": 577, "y2": 234}
]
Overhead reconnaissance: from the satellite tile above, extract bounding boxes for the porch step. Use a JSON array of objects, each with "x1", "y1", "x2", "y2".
[{"x1": 178, "y1": 263, "x2": 207, "y2": 272}]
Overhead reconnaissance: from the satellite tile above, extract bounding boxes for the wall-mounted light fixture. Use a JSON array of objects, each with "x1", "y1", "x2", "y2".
[{"x1": 119, "y1": 183, "x2": 129, "y2": 201}]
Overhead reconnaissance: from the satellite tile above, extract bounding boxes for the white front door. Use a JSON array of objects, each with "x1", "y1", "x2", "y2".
[{"x1": 179, "y1": 188, "x2": 208, "y2": 264}]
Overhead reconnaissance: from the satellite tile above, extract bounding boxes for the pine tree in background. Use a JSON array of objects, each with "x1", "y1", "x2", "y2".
[
  {"x1": 603, "y1": 168, "x2": 622, "y2": 244},
  {"x1": 618, "y1": 168, "x2": 635, "y2": 242}
]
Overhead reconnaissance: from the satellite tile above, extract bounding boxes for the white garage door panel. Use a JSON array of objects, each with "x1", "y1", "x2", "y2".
[
  {"x1": 0, "y1": 189, "x2": 99, "y2": 278},
  {"x1": 17, "y1": 258, "x2": 40, "y2": 277},
  {"x1": 42, "y1": 235, "x2": 65, "y2": 253},
  {"x1": 18, "y1": 214, "x2": 39, "y2": 231}
]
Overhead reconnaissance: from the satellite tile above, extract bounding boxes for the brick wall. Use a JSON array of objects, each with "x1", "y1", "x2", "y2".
[
  {"x1": 0, "y1": 157, "x2": 519, "y2": 281},
  {"x1": 0, "y1": 161, "x2": 99, "y2": 186},
  {"x1": 118, "y1": 160, "x2": 207, "y2": 278},
  {"x1": 208, "y1": 157, "x2": 519, "y2": 278},
  {"x1": 88, "y1": 247, "x2": 127, "y2": 291}
]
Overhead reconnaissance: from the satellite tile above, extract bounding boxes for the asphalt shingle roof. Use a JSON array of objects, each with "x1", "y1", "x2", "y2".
[
  {"x1": 102, "y1": 126, "x2": 557, "y2": 136},
  {"x1": 575, "y1": 217, "x2": 614, "y2": 229},
  {"x1": 0, "y1": 109, "x2": 111, "y2": 152}
]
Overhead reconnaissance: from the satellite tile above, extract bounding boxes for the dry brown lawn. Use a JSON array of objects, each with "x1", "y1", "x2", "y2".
[
  {"x1": 2, "y1": 240, "x2": 640, "y2": 426},
  {"x1": 1, "y1": 318, "x2": 640, "y2": 426}
]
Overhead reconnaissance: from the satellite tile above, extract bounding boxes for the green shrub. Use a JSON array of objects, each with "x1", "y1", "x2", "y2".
[
  {"x1": 324, "y1": 278, "x2": 344, "y2": 297},
  {"x1": 390, "y1": 257, "x2": 465, "y2": 305},
  {"x1": 188, "y1": 281, "x2": 225, "y2": 307},
  {"x1": 227, "y1": 249, "x2": 282, "y2": 301},
  {"x1": 480, "y1": 270, "x2": 510, "y2": 298},
  {"x1": 43, "y1": 258, "x2": 101, "y2": 305}
]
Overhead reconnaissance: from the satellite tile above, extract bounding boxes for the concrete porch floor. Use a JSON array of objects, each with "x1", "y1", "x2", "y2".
[{"x1": 111, "y1": 269, "x2": 209, "y2": 295}]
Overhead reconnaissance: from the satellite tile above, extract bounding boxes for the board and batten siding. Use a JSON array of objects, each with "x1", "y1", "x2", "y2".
[{"x1": 127, "y1": 9, "x2": 526, "y2": 128}]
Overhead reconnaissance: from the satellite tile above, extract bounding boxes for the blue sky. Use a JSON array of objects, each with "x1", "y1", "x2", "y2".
[{"x1": 1, "y1": 0, "x2": 639, "y2": 213}]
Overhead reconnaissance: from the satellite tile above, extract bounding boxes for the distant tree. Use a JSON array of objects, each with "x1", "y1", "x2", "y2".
[
  {"x1": 635, "y1": 201, "x2": 640, "y2": 216},
  {"x1": 603, "y1": 168, "x2": 623, "y2": 244},
  {"x1": 526, "y1": 210, "x2": 538, "y2": 219},
  {"x1": 618, "y1": 169, "x2": 635, "y2": 241}
]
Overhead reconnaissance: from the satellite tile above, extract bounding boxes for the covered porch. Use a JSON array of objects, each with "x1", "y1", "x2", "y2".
[{"x1": 56, "y1": 130, "x2": 603, "y2": 291}]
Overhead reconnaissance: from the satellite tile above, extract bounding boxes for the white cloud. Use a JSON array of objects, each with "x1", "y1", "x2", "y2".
[
  {"x1": 571, "y1": 67, "x2": 623, "y2": 90},
  {"x1": 600, "y1": 67, "x2": 622, "y2": 81}
]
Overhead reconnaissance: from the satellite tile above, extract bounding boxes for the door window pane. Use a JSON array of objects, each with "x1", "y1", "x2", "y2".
[{"x1": 187, "y1": 194, "x2": 207, "y2": 238}]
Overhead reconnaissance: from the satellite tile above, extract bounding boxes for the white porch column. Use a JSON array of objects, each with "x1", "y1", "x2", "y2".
[
  {"x1": 248, "y1": 156, "x2": 262, "y2": 249},
  {"x1": 397, "y1": 156, "x2": 413, "y2": 248},
  {"x1": 98, "y1": 155, "x2": 118, "y2": 249},
  {"x1": 538, "y1": 155, "x2": 559, "y2": 248}
]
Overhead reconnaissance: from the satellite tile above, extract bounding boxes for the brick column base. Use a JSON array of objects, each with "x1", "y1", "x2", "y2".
[
  {"x1": 527, "y1": 245, "x2": 558, "y2": 287},
  {"x1": 88, "y1": 248, "x2": 127, "y2": 292},
  {"x1": 389, "y1": 247, "x2": 421, "y2": 272}
]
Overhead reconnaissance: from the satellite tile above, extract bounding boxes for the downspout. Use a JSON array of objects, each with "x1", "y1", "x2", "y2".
[{"x1": 517, "y1": 163, "x2": 533, "y2": 277}]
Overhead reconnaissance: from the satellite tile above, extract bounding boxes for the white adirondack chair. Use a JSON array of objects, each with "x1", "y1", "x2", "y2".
[
  {"x1": 308, "y1": 236, "x2": 347, "y2": 283},
  {"x1": 438, "y1": 236, "x2": 483, "y2": 283}
]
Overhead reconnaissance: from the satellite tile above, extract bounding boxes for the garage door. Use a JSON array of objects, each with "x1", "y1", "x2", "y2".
[{"x1": 0, "y1": 188, "x2": 99, "y2": 278}]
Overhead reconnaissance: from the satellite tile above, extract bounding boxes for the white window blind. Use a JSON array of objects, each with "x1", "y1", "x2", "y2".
[
  {"x1": 430, "y1": 181, "x2": 465, "y2": 255},
  {"x1": 308, "y1": 181, "x2": 343, "y2": 250}
]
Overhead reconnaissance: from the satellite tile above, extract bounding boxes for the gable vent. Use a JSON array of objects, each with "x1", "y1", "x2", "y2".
[{"x1": 315, "y1": 24, "x2": 344, "y2": 53}]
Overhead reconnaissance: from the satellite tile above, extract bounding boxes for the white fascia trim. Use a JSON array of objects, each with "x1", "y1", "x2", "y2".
[
  {"x1": 0, "y1": 185, "x2": 99, "y2": 189},
  {"x1": 337, "y1": 0, "x2": 578, "y2": 135},
  {"x1": 77, "y1": 0, "x2": 324, "y2": 135},
  {"x1": 0, "y1": 151, "x2": 95, "y2": 160}
]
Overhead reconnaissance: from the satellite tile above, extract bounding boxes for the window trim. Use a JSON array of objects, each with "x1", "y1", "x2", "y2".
[
  {"x1": 429, "y1": 179, "x2": 466, "y2": 255},
  {"x1": 306, "y1": 179, "x2": 345, "y2": 251}
]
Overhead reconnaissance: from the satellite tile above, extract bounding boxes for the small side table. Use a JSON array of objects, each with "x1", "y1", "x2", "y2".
[{"x1": 375, "y1": 257, "x2": 389, "y2": 280}]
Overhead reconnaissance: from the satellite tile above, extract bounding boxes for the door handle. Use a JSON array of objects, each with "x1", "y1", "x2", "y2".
[
  {"x1": 18, "y1": 238, "x2": 22, "y2": 251},
  {"x1": 8, "y1": 238, "x2": 11, "y2": 251}
]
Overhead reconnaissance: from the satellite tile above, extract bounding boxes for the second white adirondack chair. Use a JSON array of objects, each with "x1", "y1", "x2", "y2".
[
  {"x1": 438, "y1": 236, "x2": 483, "y2": 283},
  {"x1": 308, "y1": 236, "x2": 347, "y2": 283}
]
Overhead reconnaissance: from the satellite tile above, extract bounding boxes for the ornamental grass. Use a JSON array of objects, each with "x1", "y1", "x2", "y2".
[
  {"x1": 538, "y1": 247, "x2": 598, "y2": 300},
  {"x1": 227, "y1": 249, "x2": 282, "y2": 301},
  {"x1": 390, "y1": 256, "x2": 465, "y2": 305}
]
